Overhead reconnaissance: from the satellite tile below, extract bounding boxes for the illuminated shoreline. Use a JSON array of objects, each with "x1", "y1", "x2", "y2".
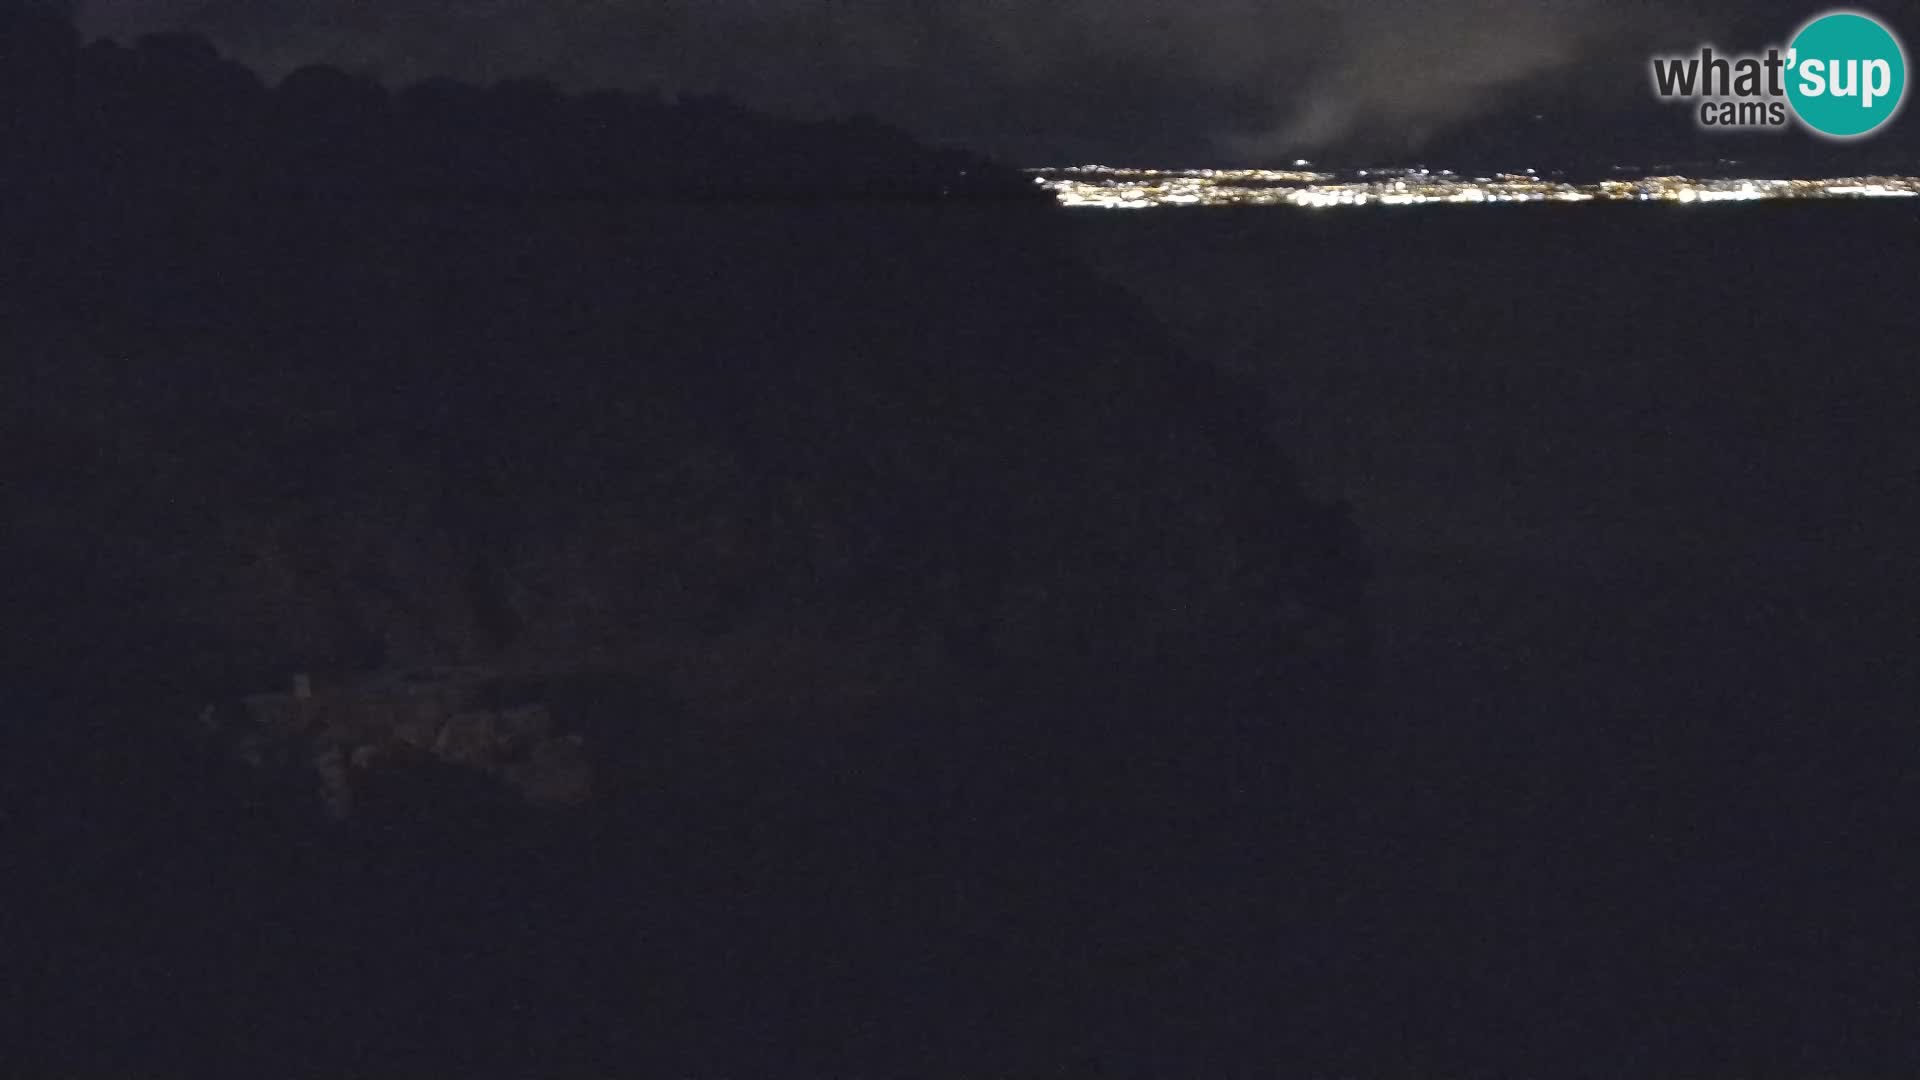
[{"x1": 1029, "y1": 165, "x2": 1920, "y2": 209}]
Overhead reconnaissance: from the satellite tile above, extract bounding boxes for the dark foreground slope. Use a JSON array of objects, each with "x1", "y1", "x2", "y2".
[
  {"x1": 2, "y1": 14, "x2": 1373, "y2": 1076},
  {"x1": 1078, "y1": 201, "x2": 1920, "y2": 1070}
]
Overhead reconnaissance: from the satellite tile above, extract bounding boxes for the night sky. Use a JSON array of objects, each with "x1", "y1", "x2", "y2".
[{"x1": 79, "y1": 0, "x2": 1908, "y2": 165}]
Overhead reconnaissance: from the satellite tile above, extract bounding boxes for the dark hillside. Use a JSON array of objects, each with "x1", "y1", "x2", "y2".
[{"x1": 3, "y1": 10, "x2": 1374, "y2": 1075}]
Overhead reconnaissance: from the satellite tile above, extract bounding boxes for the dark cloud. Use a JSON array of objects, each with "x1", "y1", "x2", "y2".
[{"x1": 74, "y1": 0, "x2": 1894, "y2": 164}]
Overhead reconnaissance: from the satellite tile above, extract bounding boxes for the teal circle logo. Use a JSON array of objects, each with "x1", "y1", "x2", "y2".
[{"x1": 1786, "y1": 11, "x2": 1907, "y2": 138}]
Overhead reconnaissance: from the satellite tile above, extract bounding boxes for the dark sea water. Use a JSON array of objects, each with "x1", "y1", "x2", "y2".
[{"x1": 1076, "y1": 201, "x2": 1920, "y2": 1063}]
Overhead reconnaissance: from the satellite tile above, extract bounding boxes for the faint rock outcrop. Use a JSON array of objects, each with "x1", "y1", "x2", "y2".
[{"x1": 201, "y1": 668, "x2": 595, "y2": 819}]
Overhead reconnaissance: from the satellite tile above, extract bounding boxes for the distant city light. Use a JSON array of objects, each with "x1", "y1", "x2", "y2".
[{"x1": 1027, "y1": 165, "x2": 1920, "y2": 210}]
